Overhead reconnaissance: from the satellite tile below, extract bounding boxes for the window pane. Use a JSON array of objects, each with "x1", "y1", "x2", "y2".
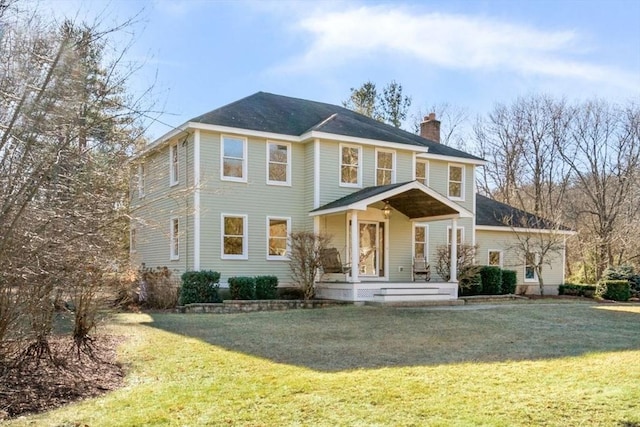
[
  {"x1": 224, "y1": 217, "x2": 243, "y2": 235},
  {"x1": 450, "y1": 166, "x2": 462, "y2": 182},
  {"x1": 269, "y1": 163, "x2": 287, "y2": 182},
  {"x1": 415, "y1": 243, "x2": 425, "y2": 258},
  {"x1": 224, "y1": 138, "x2": 244, "y2": 158},
  {"x1": 342, "y1": 147, "x2": 358, "y2": 165},
  {"x1": 378, "y1": 152, "x2": 392, "y2": 169},
  {"x1": 489, "y1": 251, "x2": 501, "y2": 266},
  {"x1": 269, "y1": 238, "x2": 287, "y2": 256},
  {"x1": 377, "y1": 169, "x2": 391, "y2": 185},
  {"x1": 269, "y1": 144, "x2": 288, "y2": 162},
  {"x1": 224, "y1": 237, "x2": 243, "y2": 255},
  {"x1": 449, "y1": 182, "x2": 461, "y2": 198},
  {"x1": 341, "y1": 165, "x2": 358, "y2": 184},
  {"x1": 415, "y1": 227, "x2": 425, "y2": 242},
  {"x1": 269, "y1": 219, "x2": 287, "y2": 237},
  {"x1": 416, "y1": 162, "x2": 425, "y2": 179},
  {"x1": 223, "y1": 158, "x2": 243, "y2": 178}
]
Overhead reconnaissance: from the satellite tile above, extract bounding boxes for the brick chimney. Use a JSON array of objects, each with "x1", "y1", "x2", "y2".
[{"x1": 420, "y1": 112, "x2": 440, "y2": 143}]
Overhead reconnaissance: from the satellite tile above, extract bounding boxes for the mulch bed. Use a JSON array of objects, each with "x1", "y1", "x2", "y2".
[{"x1": 0, "y1": 335, "x2": 126, "y2": 420}]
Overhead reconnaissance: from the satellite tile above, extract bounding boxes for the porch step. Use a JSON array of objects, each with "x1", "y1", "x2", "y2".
[
  {"x1": 373, "y1": 293, "x2": 452, "y2": 302},
  {"x1": 366, "y1": 298, "x2": 465, "y2": 307},
  {"x1": 376, "y1": 287, "x2": 441, "y2": 296}
]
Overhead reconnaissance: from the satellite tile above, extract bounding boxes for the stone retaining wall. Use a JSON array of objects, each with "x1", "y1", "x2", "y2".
[{"x1": 176, "y1": 299, "x2": 351, "y2": 314}]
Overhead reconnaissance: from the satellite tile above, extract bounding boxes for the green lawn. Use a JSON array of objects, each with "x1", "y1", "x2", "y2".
[{"x1": 8, "y1": 302, "x2": 640, "y2": 426}]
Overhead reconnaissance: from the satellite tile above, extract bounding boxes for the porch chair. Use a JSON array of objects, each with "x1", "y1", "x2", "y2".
[
  {"x1": 320, "y1": 248, "x2": 351, "y2": 274},
  {"x1": 412, "y1": 257, "x2": 431, "y2": 282}
]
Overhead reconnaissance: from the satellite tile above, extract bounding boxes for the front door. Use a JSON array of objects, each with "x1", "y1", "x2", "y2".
[{"x1": 349, "y1": 221, "x2": 385, "y2": 277}]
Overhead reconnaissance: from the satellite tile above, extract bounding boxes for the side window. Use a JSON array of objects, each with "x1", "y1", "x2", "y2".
[
  {"x1": 169, "y1": 143, "x2": 178, "y2": 186},
  {"x1": 448, "y1": 164, "x2": 464, "y2": 200},
  {"x1": 488, "y1": 250, "x2": 503, "y2": 267},
  {"x1": 267, "y1": 142, "x2": 291, "y2": 185},
  {"x1": 525, "y1": 252, "x2": 538, "y2": 282},
  {"x1": 221, "y1": 136, "x2": 247, "y2": 182},
  {"x1": 170, "y1": 217, "x2": 179, "y2": 260},
  {"x1": 413, "y1": 224, "x2": 429, "y2": 259},
  {"x1": 267, "y1": 217, "x2": 290, "y2": 259},
  {"x1": 340, "y1": 144, "x2": 361, "y2": 187},
  {"x1": 222, "y1": 214, "x2": 248, "y2": 259},
  {"x1": 415, "y1": 159, "x2": 428, "y2": 185}
]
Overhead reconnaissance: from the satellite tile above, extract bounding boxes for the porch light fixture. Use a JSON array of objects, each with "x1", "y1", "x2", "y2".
[{"x1": 382, "y1": 201, "x2": 392, "y2": 219}]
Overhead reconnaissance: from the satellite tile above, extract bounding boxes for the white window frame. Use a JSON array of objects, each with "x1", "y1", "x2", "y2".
[
  {"x1": 524, "y1": 251, "x2": 539, "y2": 282},
  {"x1": 448, "y1": 163, "x2": 465, "y2": 200},
  {"x1": 414, "y1": 158, "x2": 429, "y2": 186},
  {"x1": 412, "y1": 223, "x2": 429, "y2": 261},
  {"x1": 130, "y1": 226, "x2": 137, "y2": 253},
  {"x1": 221, "y1": 135, "x2": 248, "y2": 183},
  {"x1": 169, "y1": 143, "x2": 179, "y2": 186},
  {"x1": 170, "y1": 217, "x2": 179, "y2": 260},
  {"x1": 221, "y1": 214, "x2": 248, "y2": 260},
  {"x1": 339, "y1": 143, "x2": 362, "y2": 188},
  {"x1": 446, "y1": 226, "x2": 465, "y2": 246},
  {"x1": 266, "y1": 141, "x2": 291, "y2": 186},
  {"x1": 488, "y1": 249, "x2": 503, "y2": 267},
  {"x1": 266, "y1": 216, "x2": 291, "y2": 260},
  {"x1": 138, "y1": 163, "x2": 145, "y2": 198},
  {"x1": 375, "y1": 148, "x2": 396, "y2": 186}
]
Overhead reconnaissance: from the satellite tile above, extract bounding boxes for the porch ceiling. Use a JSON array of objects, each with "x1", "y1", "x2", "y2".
[{"x1": 310, "y1": 180, "x2": 472, "y2": 219}]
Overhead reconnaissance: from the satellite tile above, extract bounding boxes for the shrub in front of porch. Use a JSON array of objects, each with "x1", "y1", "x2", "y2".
[
  {"x1": 480, "y1": 266, "x2": 502, "y2": 295},
  {"x1": 434, "y1": 243, "x2": 482, "y2": 296},
  {"x1": 288, "y1": 231, "x2": 332, "y2": 300},
  {"x1": 229, "y1": 277, "x2": 256, "y2": 300}
]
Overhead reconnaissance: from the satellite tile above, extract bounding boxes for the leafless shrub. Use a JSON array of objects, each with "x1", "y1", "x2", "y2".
[
  {"x1": 288, "y1": 232, "x2": 332, "y2": 300},
  {"x1": 434, "y1": 243, "x2": 482, "y2": 293}
]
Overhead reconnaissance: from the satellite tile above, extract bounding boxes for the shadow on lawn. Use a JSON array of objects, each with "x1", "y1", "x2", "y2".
[{"x1": 144, "y1": 303, "x2": 640, "y2": 372}]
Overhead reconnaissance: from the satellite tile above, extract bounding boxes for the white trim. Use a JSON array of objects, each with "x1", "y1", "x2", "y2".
[
  {"x1": 310, "y1": 180, "x2": 473, "y2": 218},
  {"x1": 221, "y1": 214, "x2": 248, "y2": 260},
  {"x1": 416, "y1": 151, "x2": 486, "y2": 166},
  {"x1": 414, "y1": 157, "x2": 429, "y2": 186},
  {"x1": 191, "y1": 122, "x2": 300, "y2": 142},
  {"x1": 221, "y1": 135, "x2": 248, "y2": 183},
  {"x1": 487, "y1": 249, "x2": 503, "y2": 267},
  {"x1": 339, "y1": 143, "x2": 362, "y2": 188},
  {"x1": 137, "y1": 163, "x2": 145, "y2": 198},
  {"x1": 413, "y1": 223, "x2": 429, "y2": 261},
  {"x1": 266, "y1": 141, "x2": 292, "y2": 186},
  {"x1": 447, "y1": 163, "x2": 464, "y2": 201},
  {"x1": 314, "y1": 139, "x2": 320, "y2": 208},
  {"x1": 193, "y1": 129, "x2": 201, "y2": 270},
  {"x1": 447, "y1": 225, "x2": 465, "y2": 246},
  {"x1": 375, "y1": 148, "x2": 396, "y2": 185},
  {"x1": 170, "y1": 217, "x2": 179, "y2": 260},
  {"x1": 476, "y1": 225, "x2": 577, "y2": 235},
  {"x1": 266, "y1": 216, "x2": 291, "y2": 260},
  {"x1": 169, "y1": 142, "x2": 179, "y2": 186}
]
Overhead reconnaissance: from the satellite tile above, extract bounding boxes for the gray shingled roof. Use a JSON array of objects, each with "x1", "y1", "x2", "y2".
[
  {"x1": 190, "y1": 92, "x2": 483, "y2": 161},
  {"x1": 476, "y1": 194, "x2": 572, "y2": 230},
  {"x1": 310, "y1": 182, "x2": 408, "y2": 213}
]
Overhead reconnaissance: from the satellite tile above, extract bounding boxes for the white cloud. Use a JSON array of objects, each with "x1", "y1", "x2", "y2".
[{"x1": 276, "y1": 5, "x2": 637, "y2": 90}]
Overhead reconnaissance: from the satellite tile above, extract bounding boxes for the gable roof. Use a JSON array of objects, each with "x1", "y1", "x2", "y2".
[
  {"x1": 189, "y1": 92, "x2": 482, "y2": 161},
  {"x1": 475, "y1": 194, "x2": 574, "y2": 232}
]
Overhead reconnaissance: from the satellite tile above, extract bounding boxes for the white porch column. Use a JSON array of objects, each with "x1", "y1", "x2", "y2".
[
  {"x1": 449, "y1": 217, "x2": 458, "y2": 283},
  {"x1": 350, "y1": 210, "x2": 360, "y2": 284}
]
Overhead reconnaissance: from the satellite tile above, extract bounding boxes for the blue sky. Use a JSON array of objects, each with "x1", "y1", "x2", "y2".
[{"x1": 46, "y1": 0, "x2": 640, "y2": 141}]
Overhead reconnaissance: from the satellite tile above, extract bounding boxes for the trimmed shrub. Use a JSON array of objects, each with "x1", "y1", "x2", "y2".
[
  {"x1": 480, "y1": 266, "x2": 502, "y2": 295},
  {"x1": 558, "y1": 283, "x2": 598, "y2": 297},
  {"x1": 599, "y1": 280, "x2": 631, "y2": 302},
  {"x1": 255, "y1": 276, "x2": 278, "y2": 299},
  {"x1": 602, "y1": 265, "x2": 640, "y2": 295},
  {"x1": 229, "y1": 276, "x2": 256, "y2": 300},
  {"x1": 179, "y1": 270, "x2": 221, "y2": 305},
  {"x1": 501, "y1": 270, "x2": 517, "y2": 294}
]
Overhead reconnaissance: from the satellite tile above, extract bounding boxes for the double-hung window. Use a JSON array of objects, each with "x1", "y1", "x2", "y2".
[
  {"x1": 170, "y1": 218, "x2": 179, "y2": 260},
  {"x1": 267, "y1": 217, "x2": 290, "y2": 260},
  {"x1": 415, "y1": 159, "x2": 429, "y2": 185},
  {"x1": 525, "y1": 252, "x2": 538, "y2": 282},
  {"x1": 488, "y1": 250, "x2": 503, "y2": 267},
  {"x1": 448, "y1": 164, "x2": 464, "y2": 200},
  {"x1": 222, "y1": 214, "x2": 248, "y2": 259},
  {"x1": 340, "y1": 144, "x2": 361, "y2": 187},
  {"x1": 376, "y1": 149, "x2": 395, "y2": 185},
  {"x1": 222, "y1": 136, "x2": 247, "y2": 182},
  {"x1": 413, "y1": 224, "x2": 429, "y2": 259},
  {"x1": 169, "y1": 143, "x2": 178, "y2": 186},
  {"x1": 267, "y1": 142, "x2": 290, "y2": 185}
]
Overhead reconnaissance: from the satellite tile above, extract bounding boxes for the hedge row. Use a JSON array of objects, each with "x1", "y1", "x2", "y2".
[
  {"x1": 559, "y1": 280, "x2": 631, "y2": 301},
  {"x1": 179, "y1": 270, "x2": 222, "y2": 305},
  {"x1": 229, "y1": 276, "x2": 279, "y2": 300},
  {"x1": 460, "y1": 267, "x2": 517, "y2": 296}
]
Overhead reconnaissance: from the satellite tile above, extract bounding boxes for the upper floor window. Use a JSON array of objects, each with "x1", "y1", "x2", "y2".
[
  {"x1": 448, "y1": 164, "x2": 464, "y2": 200},
  {"x1": 488, "y1": 250, "x2": 503, "y2": 267},
  {"x1": 267, "y1": 142, "x2": 291, "y2": 186},
  {"x1": 267, "y1": 217, "x2": 290, "y2": 260},
  {"x1": 415, "y1": 159, "x2": 429, "y2": 185},
  {"x1": 138, "y1": 163, "x2": 145, "y2": 198},
  {"x1": 169, "y1": 143, "x2": 178, "y2": 186},
  {"x1": 376, "y1": 149, "x2": 395, "y2": 186},
  {"x1": 222, "y1": 214, "x2": 248, "y2": 259},
  {"x1": 413, "y1": 224, "x2": 429, "y2": 259},
  {"x1": 170, "y1": 217, "x2": 179, "y2": 260},
  {"x1": 221, "y1": 136, "x2": 247, "y2": 182},
  {"x1": 340, "y1": 144, "x2": 361, "y2": 187}
]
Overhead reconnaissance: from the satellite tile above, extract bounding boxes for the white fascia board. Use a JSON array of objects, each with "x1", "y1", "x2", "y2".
[
  {"x1": 189, "y1": 122, "x2": 300, "y2": 142},
  {"x1": 130, "y1": 123, "x2": 190, "y2": 162},
  {"x1": 416, "y1": 151, "x2": 486, "y2": 166},
  {"x1": 301, "y1": 131, "x2": 430, "y2": 154},
  {"x1": 309, "y1": 205, "x2": 368, "y2": 217},
  {"x1": 411, "y1": 214, "x2": 464, "y2": 222},
  {"x1": 475, "y1": 225, "x2": 577, "y2": 235}
]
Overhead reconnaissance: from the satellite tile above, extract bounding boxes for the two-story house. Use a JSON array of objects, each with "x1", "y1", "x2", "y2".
[{"x1": 130, "y1": 92, "x2": 572, "y2": 301}]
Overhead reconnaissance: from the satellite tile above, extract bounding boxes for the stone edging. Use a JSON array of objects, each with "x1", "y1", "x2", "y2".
[{"x1": 176, "y1": 299, "x2": 351, "y2": 314}]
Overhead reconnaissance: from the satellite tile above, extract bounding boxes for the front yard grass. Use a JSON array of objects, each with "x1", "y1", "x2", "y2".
[{"x1": 7, "y1": 303, "x2": 640, "y2": 426}]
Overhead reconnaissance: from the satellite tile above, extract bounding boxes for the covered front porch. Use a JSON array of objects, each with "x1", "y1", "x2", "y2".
[{"x1": 310, "y1": 181, "x2": 473, "y2": 302}]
